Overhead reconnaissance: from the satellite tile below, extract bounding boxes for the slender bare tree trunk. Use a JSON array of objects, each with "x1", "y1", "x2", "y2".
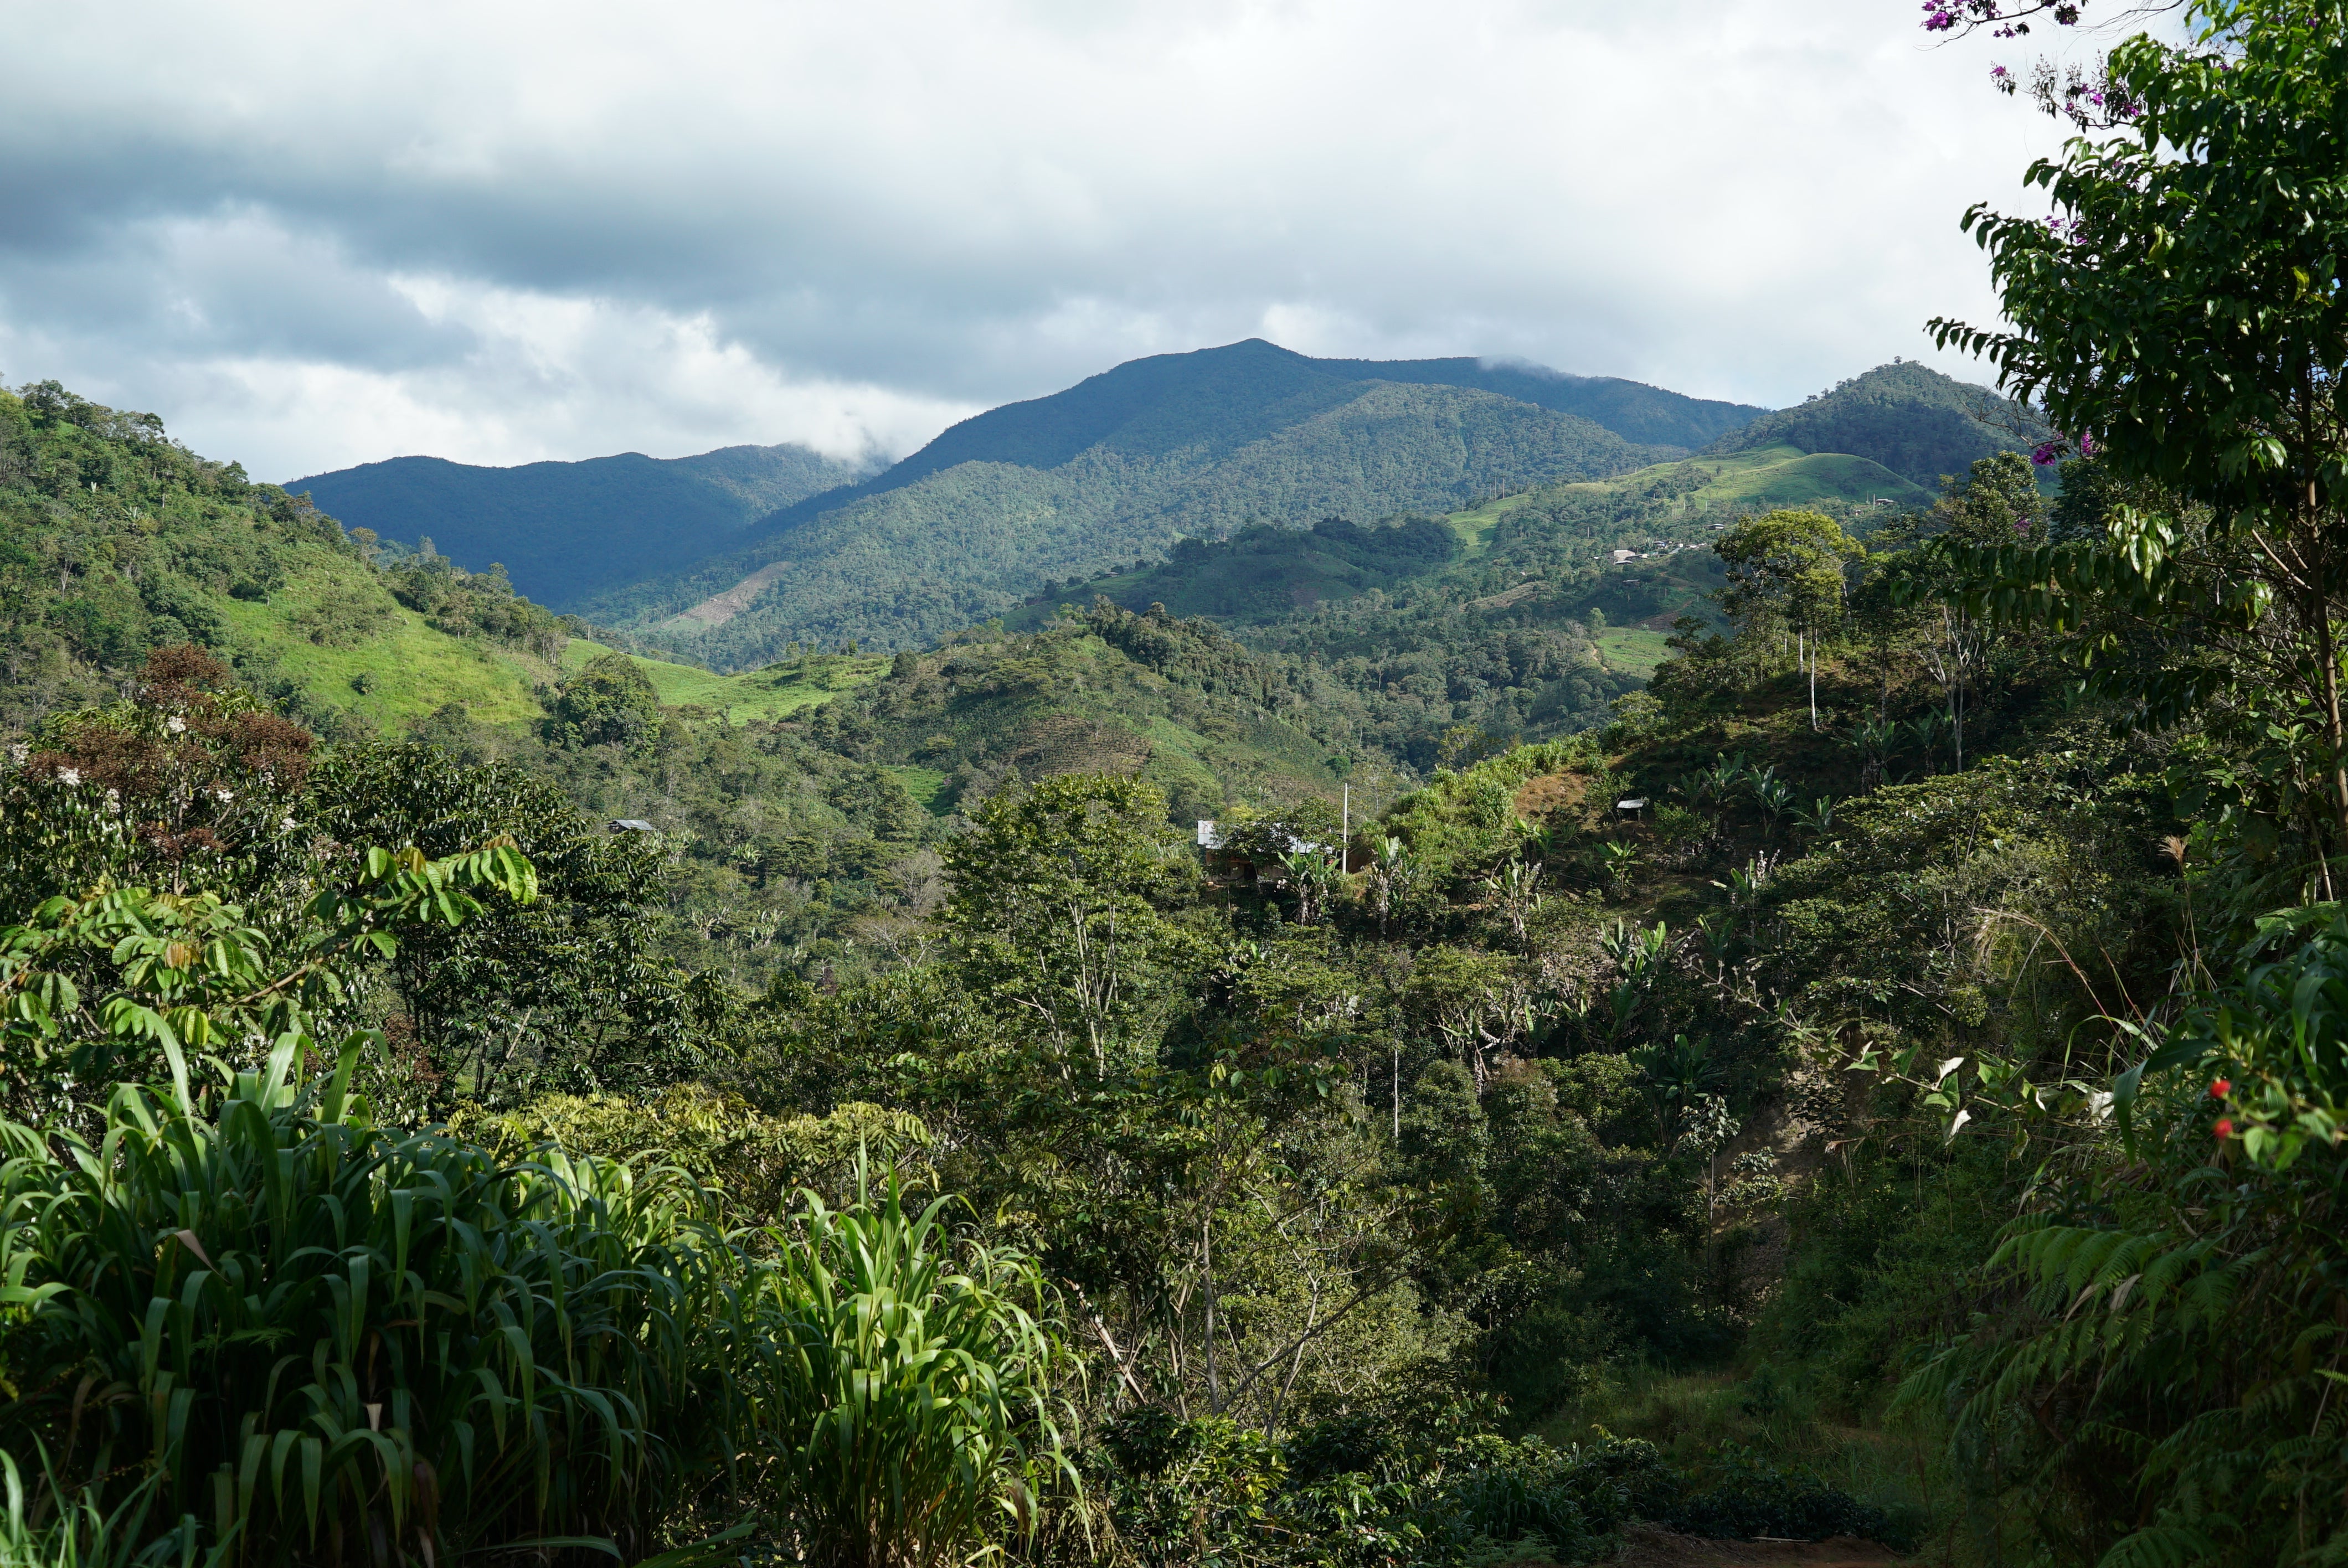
[
  {"x1": 1203, "y1": 1214, "x2": 1219, "y2": 1415},
  {"x1": 2309, "y1": 501, "x2": 2348, "y2": 858}
]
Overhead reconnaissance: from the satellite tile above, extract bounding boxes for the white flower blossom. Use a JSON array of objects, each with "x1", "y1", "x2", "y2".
[
  {"x1": 58, "y1": 767, "x2": 80, "y2": 786},
  {"x1": 166, "y1": 715, "x2": 186, "y2": 734}
]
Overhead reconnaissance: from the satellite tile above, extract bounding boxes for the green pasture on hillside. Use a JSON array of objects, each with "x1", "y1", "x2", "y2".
[
  {"x1": 1527, "y1": 443, "x2": 1933, "y2": 527},
  {"x1": 1593, "y1": 627, "x2": 1674, "y2": 680},
  {"x1": 884, "y1": 765, "x2": 952, "y2": 814},
  {"x1": 562, "y1": 640, "x2": 887, "y2": 723},
  {"x1": 1442, "y1": 493, "x2": 1531, "y2": 557},
  {"x1": 1683, "y1": 443, "x2": 1930, "y2": 509},
  {"x1": 217, "y1": 549, "x2": 549, "y2": 729}
]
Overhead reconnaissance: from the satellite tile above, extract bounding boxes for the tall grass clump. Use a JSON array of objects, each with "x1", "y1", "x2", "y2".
[
  {"x1": 0, "y1": 1037, "x2": 747, "y2": 1568},
  {"x1": 0, "y1": 1451, "x2": 203, "y2": 1568},
  {"x1": 735, "y1": 1177, "x2": 1078, "y2": 1568}
]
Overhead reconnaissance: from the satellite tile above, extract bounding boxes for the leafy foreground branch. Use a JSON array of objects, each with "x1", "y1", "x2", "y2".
[{"x1": 1900, "y1": 910, "x2": 2348, "y2": 1564}]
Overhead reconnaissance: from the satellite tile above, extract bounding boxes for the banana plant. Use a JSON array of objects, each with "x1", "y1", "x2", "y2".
[
  {"x1": 1751, "y1": 774, "x2": 1795, "y2": 839},
  {"x1": 1846, "y1": 719, "x2": 1898, "y2": 791},
  {"x1": 1278, "y1": 845, "x2": 1343, "y2": 925},
  {"x1": 1480, "y1": 859, "x2": 1547, "y2": 946},
  {"x1": 1600, "y1": 919, "x2": 1674, "y2": 1039},
  {"x1": 1365, "y1": 836, "x2": 1418, "y2": 938},
  {"x1": 1904, "y1": 709, "x2": 1951, "y2": 775}
]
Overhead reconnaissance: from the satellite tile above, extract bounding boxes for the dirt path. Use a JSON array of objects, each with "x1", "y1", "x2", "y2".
[{"x1": 1610, "y1": 1524, "x2": 1907, "y2": 1566}]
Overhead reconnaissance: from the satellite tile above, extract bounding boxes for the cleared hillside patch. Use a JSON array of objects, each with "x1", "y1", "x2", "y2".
[
  {"x1": 1684, "y1": 445, "x2": 1928, "y2": 510},
  {"x1": 1595, "y1": 627, "x2": 1674, "y2": 680},
  {"x1": 216, "y1": 548, "x2": 549, "y2": 728},
  {"x1": 561, "y1": 641, "x2": 885, "y2": 722}
]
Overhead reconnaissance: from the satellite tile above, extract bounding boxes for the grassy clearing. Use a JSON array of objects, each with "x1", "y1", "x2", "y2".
[
  {"x1": 563, "y1": 640, "x2": 887, "y2": 722},
  {"x1": 1594, "y1": 627, "x2": 1674, "y2": 680},
  {"x1": 218, "y1": 546, "x2": 548, "y2": 729},
  {"x1": 885, "y1": 765, "x2": 951, "y2": 815},
  {"x1": 1519, "y1": 446, "x2": 1932, "y2": 525},
  {"x1": 1686, "y1": 445, "x2": 1929, "y2": 510},
  {"x1": 1441, "y1": 492, "x2": 1536, "y2": 557}
]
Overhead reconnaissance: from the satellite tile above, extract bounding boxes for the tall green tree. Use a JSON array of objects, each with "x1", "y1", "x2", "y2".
[
  {"x1": 549, "y1": 650, "x2": 663, "y2": 754},
  {"x1": 1714, "y1": 508, "x2": 1864, "y2": 729},
  {"x1": 940, "y1": 773, "x2": 1201, "y2": 1079},
  {"x1": 1933, "y1": 0, "x2": 2348, "y2": 849}
]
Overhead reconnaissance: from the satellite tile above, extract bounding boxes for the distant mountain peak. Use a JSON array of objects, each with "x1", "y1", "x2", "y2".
[{"x1": 289, "y1": 340, "x2": 1775, "y2": 645}]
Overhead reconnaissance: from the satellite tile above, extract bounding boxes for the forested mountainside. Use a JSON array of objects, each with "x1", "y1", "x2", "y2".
[
  {"x1": 1006, "y1": 401, "x2": 1940, "y2": 770},
  {"x1": 1055, "y1": 430, "x2": 1927, "y2": 635},
  {"x1": 705, "y1": 339, "x2": 1748, "y2": 538},
  {"x1": 590, "y1": 352, "x2": 1969, "y2": 672},
  {"x1": 0, "y1": 430, "x2": 2259, "y2": 1568},
  {"x1": 294, "y1": 340, "x2": 1728, "y2": 648},
  {"x1": 0, "y1": 380, "x2": 576, "y2": 735},
  {"x1": 11, "y1": 10, "x2": 2346, "y2": 1568},
  {"x1": 1302, "y1": 350, "x2": 1767, "y2": 449},
  {"x1": 289, "y1": 441, "x2": 872, "y2": 608},
  {"x1": 585, "y1": 376, "x2": 1675, "y2": 662},
  {"x1": 1702, "y1": 359, "x2": 2050, "y2": 488}
]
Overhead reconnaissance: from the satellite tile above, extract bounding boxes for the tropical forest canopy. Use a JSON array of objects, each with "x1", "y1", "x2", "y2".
[{"x1": 6, "y1": 4, "x2": 2348, "y2": 1567}]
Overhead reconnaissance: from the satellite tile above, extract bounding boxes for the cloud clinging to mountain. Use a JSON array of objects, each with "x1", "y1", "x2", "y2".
[{"x1": 0, "y1": 0, "x2": 2078, "y2": 479}]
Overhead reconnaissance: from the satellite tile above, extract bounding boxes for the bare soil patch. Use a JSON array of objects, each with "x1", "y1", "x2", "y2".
[{"x1": 1513, "y1": 771, "x2": 1589, "y2": 821}]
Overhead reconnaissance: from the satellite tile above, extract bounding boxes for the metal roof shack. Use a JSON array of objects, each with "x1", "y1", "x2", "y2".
[{"x1": 607, "y1": 818, "x2": 658, "y2": 833}]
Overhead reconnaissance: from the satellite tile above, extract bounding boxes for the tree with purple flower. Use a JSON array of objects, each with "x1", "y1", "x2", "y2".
[
  {"x1": 1916, "y1": 0, "x2": 2181, "y2": 39},
  {"x1": 1930, "y1": 0, "x2": 2348, "y2": 851}
]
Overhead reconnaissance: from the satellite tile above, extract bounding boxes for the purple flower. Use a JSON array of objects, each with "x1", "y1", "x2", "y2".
[
  {"x1": 2079, "y1": 432, "x2": 2096, "y2": 457},
  {"x1": 2015, "y1": 519, "x2": 2032, "y2": 536},
  {"x1": 1991, "y1": 64, "x2": 2010, "y2": 79},
  {"x1": 2031, "y1": 441, "x2": 2063, "y2": 466}
]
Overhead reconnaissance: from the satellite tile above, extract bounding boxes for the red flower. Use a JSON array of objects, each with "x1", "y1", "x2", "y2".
[
  {"x1": 2210, "y1": 1078, "x2": 2231, "y2": 1098},
  {"x1": 2215, "y1": 1118, "x2": 2235, "y2": 1138}
]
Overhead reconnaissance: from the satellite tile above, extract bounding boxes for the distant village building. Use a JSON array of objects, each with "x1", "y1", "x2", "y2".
[
  {"x1": 608, "y1": 818, "x2": 657, "y2": 833},
  {"x1": 1609, "y1": 549, "x2": 1639, "y2": 564}
]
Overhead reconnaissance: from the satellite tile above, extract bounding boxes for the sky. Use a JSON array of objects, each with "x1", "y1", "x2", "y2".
[{"x1": 0, "y1": 0, "x2": 2088, "y2": 483}]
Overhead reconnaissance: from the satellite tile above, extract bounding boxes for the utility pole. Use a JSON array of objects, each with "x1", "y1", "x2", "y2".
[{"x1": 1341, "y1": 783, "x2": 1349, "y2": 868}]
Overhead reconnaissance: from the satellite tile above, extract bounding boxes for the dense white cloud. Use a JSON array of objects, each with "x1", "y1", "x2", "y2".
[{"x1": 0, "y1": 0, "x2": 2087, "y2": 480}]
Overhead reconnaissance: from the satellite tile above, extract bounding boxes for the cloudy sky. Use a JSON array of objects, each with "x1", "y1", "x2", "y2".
[{"x1": 0, "y1": 1, "x2": 2085, "y2": 482}]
